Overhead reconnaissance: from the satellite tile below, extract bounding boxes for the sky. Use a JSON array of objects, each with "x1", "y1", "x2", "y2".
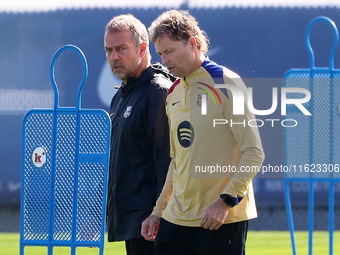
[{"x1": 1, "y1": 0, "x2": 340, "y2": 13}]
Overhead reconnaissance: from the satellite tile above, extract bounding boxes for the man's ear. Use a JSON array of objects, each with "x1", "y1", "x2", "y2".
[
  {"x1": 188, "y1": 36, "x2": 198, "y2": 49},
  {"x1": 140, "y1": 42, "x2": 147, "y2": 57}
]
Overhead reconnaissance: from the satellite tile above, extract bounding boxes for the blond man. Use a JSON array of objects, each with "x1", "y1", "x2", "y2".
[{"x1": 142, "y1": 10, "x2": 264, "y2": 255}]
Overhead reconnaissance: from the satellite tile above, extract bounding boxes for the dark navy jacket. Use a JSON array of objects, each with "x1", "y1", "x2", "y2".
[{"x1": 107, "y1": 64, "x2": 175, "y2": 241}]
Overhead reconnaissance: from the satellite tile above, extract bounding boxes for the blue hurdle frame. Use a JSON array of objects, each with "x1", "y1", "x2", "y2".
[
  {"x1": 20, "y1": 45, "x2": 110, "y2": 255},
  {"x1": 284, "y1": 16, "x2": 340, "y2": 255}
]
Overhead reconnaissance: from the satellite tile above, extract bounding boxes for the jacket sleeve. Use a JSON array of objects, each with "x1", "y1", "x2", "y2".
[
  {"x1": 151, "y1": 159, "x2": 174, "y2": 218},
  {"x1": 221, "y1": 76, "x2": 265, "y2": 199},
  {"x1": 144, "y1": 83, "x2": 171, "y2": 198},
  {"x1": 151, "y1": 94, "x2": 175, "y2": 218}
]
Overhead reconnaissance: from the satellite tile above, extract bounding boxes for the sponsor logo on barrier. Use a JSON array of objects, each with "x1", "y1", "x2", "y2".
[{"x1": 32, "y1": 147, "x2": 46, "y2": 168}]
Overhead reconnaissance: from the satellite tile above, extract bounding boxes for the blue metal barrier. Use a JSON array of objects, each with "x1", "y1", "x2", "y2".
[
  {"x1": 284, "y1": 16, "x2": 340, "y2": 255},
  {"x1": 20, "y1": 45, "x2": 110, "y2": 255}
]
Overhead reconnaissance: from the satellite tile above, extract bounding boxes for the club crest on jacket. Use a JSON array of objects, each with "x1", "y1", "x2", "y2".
[{"x1": 124, "y1": 106, "x2": 132, "y2": 118}]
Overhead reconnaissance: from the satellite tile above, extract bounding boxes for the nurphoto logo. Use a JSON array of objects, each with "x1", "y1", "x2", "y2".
[{"x1": 200, "y1": 83, "x2": 312, "y2": 128}]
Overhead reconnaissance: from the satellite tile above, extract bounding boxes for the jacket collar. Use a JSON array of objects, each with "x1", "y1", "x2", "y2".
[
  {"x1": 120, "y1": 63, "x2": 176, "y2": 94},
  {"x1": 121, "y1": 65, "x2": 154, "y2": 94}
]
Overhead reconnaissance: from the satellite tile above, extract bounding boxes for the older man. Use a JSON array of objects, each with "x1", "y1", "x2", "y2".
[{"x1": 104, "y1": 14, "x2": 175, "y2": 255}]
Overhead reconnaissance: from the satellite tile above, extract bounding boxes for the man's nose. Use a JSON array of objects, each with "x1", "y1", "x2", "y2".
[
  {"x1": 161, "y1": 55, "x2": 169, "y2": 65},
  {"x1": 109, "y1": 50, "x2": 119, "y2": 61}
]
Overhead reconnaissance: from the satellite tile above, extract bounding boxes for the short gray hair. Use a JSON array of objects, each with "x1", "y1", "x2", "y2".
[{"x1": 105, "y1": 14, "x2": 150, "y2": 57}]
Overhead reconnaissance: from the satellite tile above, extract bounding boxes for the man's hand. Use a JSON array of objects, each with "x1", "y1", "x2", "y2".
[
  {"x1": 141, "y1": 215, "x2": 160, "y2": 241},
  {"x1": 200, "y1": 198, "x2": 231, "y2": 230}
]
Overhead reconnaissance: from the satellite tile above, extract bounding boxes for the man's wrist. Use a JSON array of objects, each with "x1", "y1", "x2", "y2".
[
  {"x1": 220, "y1": 194, "x2": 244, "y2": 207},
  {"x1": 220, "y1": 194, "x2": 235, "y2": 207},
  {"x1": 150, "y1": 212, "x2": 161, "y2": 219}
]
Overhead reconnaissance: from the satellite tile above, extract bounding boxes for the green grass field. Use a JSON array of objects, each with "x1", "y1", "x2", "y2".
[{"x1": 2, "y1": 231, "x2": 339, "y2": 255}]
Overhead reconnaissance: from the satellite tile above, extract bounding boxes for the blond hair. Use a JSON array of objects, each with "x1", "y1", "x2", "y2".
[{"x1": 148, "y1": 10, "x2": 209, "y2": 53}]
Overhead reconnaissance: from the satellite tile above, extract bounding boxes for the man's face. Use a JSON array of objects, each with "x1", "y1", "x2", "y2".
[
  {"x1": 104, "y1": 30, "x2": 141, "y2": 82},
  {"x1": 154, "y1": 34, "x2": 195, "y2": 78}
]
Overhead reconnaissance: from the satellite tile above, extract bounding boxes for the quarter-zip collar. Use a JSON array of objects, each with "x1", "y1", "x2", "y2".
[{"x1": 182, "y1": 56, "x2": 209, "y2": 87}]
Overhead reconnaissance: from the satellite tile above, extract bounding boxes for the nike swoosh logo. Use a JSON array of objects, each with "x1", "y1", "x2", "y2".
[
  {"x1": 8, "y1": 181, "x2": 21, "y2": 192},
  {"x1": 172, "y1": 101, "x2": 180, "y2": 106}
]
